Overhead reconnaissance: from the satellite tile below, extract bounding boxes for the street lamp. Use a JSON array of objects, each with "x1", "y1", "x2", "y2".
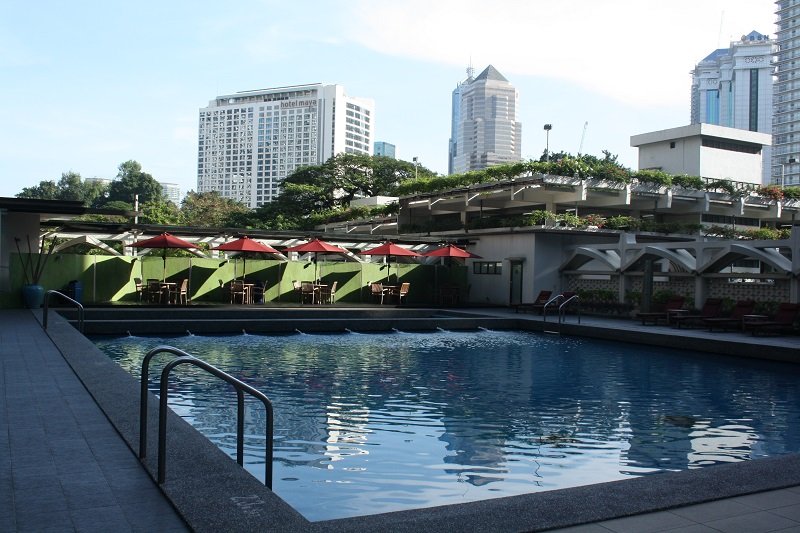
[
  {"x1": 780, "y1": 157, "x2": 796, "y2": 188},
  {"x1": 413, "y1": 156, "x2": 419, "y2": 179},
  {"x1": 543, "y1": 124, "x2": 552, "y2": 161}
]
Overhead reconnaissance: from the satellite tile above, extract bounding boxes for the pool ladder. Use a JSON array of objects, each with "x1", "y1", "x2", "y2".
[
  {"x1": 542, "y1": 294, "x2": 581, "y2": 334},
  {"x1": 42, "y1": 290, "x2": 84, "y2": 333},
  {"x1": 138, "y1": 345, "x2": 274, "y2": 488}
]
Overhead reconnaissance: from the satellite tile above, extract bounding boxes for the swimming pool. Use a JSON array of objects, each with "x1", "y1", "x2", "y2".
[{"x1": 95, "y1": 329, "x2": 800, "y2": 521}]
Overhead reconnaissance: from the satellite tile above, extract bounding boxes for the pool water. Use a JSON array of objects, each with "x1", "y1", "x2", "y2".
[{"x1": 95, "y1": 330, "x2": 800, "y2": 521}]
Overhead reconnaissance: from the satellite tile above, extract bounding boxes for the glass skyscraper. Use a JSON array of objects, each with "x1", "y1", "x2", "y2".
[{"x1": 450, "y1": 65, "x2": 522, "y2": 175}]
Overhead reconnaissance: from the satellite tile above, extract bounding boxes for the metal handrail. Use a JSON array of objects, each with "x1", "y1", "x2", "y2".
[
  {"x1": 542, "y1": 294, "x2": 564, "y2": 323},
  {"x1": 139, "y1": 346, "x2": 274, "y2": 488},
  {"x1": 43, "y1": 290, "x2": 84, "y2": 333},
  {"x1": 558, "y1": 295, "x2": 581, "y2": 325}
]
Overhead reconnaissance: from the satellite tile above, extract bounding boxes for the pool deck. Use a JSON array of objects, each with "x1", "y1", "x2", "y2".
[{"x1": 2, "y1": 305, "x2": 800, "y2": 532}]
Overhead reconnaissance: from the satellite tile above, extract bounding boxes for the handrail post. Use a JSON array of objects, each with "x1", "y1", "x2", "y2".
[
  {"x1": 558, "y1": 295, "x2": 581, "y2": 325},
  {"x1": 542, "y1": 294, "x2": 564, "y2": 323},
  {"x1": 140, "y1": 345, "x2": 193, "y2": 460},
  {"x1": 146, "y1": 352, "x2": 274, "y2": 489},
  {"x1": 43, "y1": 290, "x2": 84, "y2": 333}
]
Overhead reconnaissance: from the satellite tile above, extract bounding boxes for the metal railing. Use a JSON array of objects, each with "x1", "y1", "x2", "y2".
[
  {"x1": 43, "y1": 290, "x2": 84, "y2": 333},
  {"x1": 139, "y1": 345, "x2": 274, "y2": 488},
  {"x1": 558, "y1": 295, "x2": 581, "y2": 325},
  {"x1": 542, "y1": 294, "x2": 565, "y2": 323}
]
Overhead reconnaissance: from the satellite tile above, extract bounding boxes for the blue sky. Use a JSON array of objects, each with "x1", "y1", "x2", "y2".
[{"x1": 0, "y1": 0, "x2": 775, "y2": 200}]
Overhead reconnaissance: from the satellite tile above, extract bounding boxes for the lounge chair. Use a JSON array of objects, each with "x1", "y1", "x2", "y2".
[
  {"x1": 672, "y1": 298, "x2": 723, "y2": 329},
  {"x1": 745, "y1": 303, "x2": 800, "y2": 336},
  {"x1": 636, "y1": 296, "x2": 685, "y2": 326},
  {"x1": 704, "y1": 300, "x2": 756, "y2": 332},
  {"x1": 515, "y1": 290, "x2": 553, "y2": 314}
]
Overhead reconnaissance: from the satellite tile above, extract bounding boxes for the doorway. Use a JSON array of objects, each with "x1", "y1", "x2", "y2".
[{"x1": 509, "y1": 260, "x2": 524, "y2": 305}]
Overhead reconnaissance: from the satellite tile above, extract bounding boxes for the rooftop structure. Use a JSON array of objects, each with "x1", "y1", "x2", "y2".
[{"x1": 631, "y1": 123, "x2": 771, "y2": 184}]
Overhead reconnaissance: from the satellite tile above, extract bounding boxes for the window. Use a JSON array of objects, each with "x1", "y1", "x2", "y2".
[{"x1": 473, "y1": 262, "x2": 502, "y2": 275}]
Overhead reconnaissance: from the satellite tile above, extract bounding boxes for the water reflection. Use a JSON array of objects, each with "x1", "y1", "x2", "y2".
[{"x1": 96, "y1": 331, "x2": 800, "y2": 521}]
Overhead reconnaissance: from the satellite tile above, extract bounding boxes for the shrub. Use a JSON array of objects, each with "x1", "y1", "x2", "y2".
[
  {"x1": 580, "y1": 213, "x2": 606, "y2": 227},
  {"x1": 524, "y1": 210, "x2": 557, "y2": 225},
  {"x1": 783, "y1": 186, "x2": 800, "y2": 200},
  {"x1": 633, "y1": 169, "x2": 672, "y2": 187},
  {"x1": 604, "y1": 215, "x2": 638, "y2": 230},
  {"x1": 756, "y1": 185, "x2": 784, "y2": 201},
  {"x1": 672, "y1": 174, "x2": 704, "y2": 189}
]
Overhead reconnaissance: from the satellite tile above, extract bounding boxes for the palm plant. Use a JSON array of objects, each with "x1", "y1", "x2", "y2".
[{"x1": 14, "y1": 235, "x2": 56, "y2": 285}]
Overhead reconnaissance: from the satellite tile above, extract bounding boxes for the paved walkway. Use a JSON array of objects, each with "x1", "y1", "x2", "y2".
[
  {"x1": 0, "y1": 310, "x2": 187, "y2": 532},
  {"x1": 551, "y1": 486, "x2": 800, "y2": 532}
]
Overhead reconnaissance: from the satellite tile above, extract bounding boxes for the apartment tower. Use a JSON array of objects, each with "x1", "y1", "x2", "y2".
[
  {"x1": 197, "y1": 84, "x2": 374, "y2": 208},
  {"x1": 775, "y1": 1, "x2": 800, "y2": 186}
]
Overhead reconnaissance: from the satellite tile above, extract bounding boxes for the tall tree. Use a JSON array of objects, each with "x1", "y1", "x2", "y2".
[
  {"x1": 106, "y1": 160, "x2": 162, "y2": 205},
  {"x1": 180, "y1": 191, "x2": 250, "y2": 227}
]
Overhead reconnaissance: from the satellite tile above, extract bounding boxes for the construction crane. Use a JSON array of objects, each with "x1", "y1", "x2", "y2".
[{"x1": 578, "y1": 121, "x2": 588, "y2": 156}]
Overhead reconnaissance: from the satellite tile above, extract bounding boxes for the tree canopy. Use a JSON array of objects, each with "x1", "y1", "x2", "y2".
[
  {"x1": 17, "y1": 171, "x2": 107, "y2": 205},
  {"x1": 105, "y1": 160, "x2": 163, "y2": 206}
]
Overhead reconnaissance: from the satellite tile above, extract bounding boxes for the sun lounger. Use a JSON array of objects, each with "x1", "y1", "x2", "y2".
[
  {"x1": 704, "y1": 300, "x2": 756, "y2": 332},
  {"x1": 745, "y1": 303, "x2": 800, "y2": 336},
  {"x1": 515, "y1": 290, "x2": 552, "y2": 314},
  {"x1": 636, "y1": 296, "x2": 685, "y2": 326},
  {"x1": 673, "y1": 298, "x2": 723, "y2": 329}
]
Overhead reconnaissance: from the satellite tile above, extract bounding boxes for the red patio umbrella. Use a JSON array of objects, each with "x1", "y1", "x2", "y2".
[
  {"x1": 213, "y1": 236, "x2": 280, "y2": 279},
  {"x1": 285, "y1": 238, "x2": 350, "y2": 281},
  {"x1": 423, "y1": 244, "x2": 482, "y2": 259},
  {"x1": 129, "y1": 232, "x2": 198, "y2": 281},
  {"x1": 360, "y1": 241, "x2": 420, "y2": 283}
]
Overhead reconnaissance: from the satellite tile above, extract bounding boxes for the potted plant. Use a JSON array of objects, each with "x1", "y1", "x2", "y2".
[{"x1": 15, "y1": 236, "x2": 56, "y2": 308}]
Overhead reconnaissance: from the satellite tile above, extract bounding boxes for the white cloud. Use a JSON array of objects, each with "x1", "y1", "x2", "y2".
[{"x1": 343, "y1": 0, "x2": 775, "y2": 106}]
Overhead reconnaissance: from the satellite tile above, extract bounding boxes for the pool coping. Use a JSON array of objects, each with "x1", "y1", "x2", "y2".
[{"x1": 40, "y1": 308, "x2": 800, "y2": 532}]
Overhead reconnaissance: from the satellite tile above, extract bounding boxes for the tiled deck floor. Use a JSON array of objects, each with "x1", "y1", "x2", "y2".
[
  {"x1": 0, "y1": 310, "x2": 187, "y2": 532},
  {"x1": 552, "y1": 486, "x2": 800, "y2": 532}
]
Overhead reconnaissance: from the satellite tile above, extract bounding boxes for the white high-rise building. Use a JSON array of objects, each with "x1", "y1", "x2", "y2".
[
  {"x1": 690, "y1": 30, "x2": 775, "y2": 184},
  {"x1": 197, "y1": 84, "x2": 374, "y2": 208},
  {"x1": 775, "y1": 1, "x2": 800, "y2": 186},
  {"x1": 451, "y1": 65, "x2": 522, "y2": 174}
]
